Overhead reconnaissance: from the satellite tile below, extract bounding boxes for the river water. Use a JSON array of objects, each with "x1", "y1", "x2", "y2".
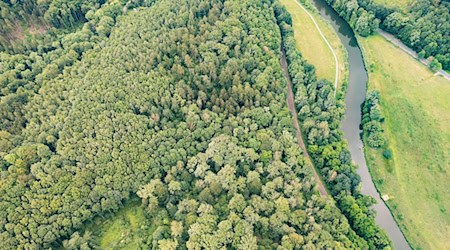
[{"x1": 309, "y1": 0, "x2": 410, "y2": 249}]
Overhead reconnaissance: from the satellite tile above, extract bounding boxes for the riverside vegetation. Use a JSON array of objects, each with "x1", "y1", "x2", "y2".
[
  {"x1": 321, "y1": 0, "x2": 449, "y2": 248},
  {"x1": 324, "y1": 0, "x2": 450, "y2": 71},
  {"x1": 360, "y1": 34, "x2": 450, "y2": 250},
  {"x1": 279, "y1": 0, "x2": 347, "y2": 91},
  {"x1": 276, "y1": 5, "x2": 390, "y2": 249}
]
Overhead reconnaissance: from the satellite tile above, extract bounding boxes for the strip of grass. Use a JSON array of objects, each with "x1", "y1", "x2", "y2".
[
  {"x1": 280, "y1": 0, "x2": 347, "y2": 91},
  {"x1": 360, "y1": 34, "x2": 450, "y2": 250}
]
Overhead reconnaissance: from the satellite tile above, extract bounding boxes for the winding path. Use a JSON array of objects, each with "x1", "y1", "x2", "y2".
[
  {"x1": 378, "y1": 29, "x2": 450, "y2": 81},
  {"x1": 281, "y1": 49, "x2": 329, "y2": 197},
  {"x1": 292, "y1": 0, "x2": 339, "y2": 95}
]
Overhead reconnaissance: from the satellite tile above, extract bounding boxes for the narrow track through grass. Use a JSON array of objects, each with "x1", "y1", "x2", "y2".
[{"x1": 280, "y1": 0, "x2": 347, "y2": 93}]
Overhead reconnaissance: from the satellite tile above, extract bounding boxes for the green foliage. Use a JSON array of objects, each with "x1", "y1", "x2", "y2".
[
  {"x1": 0, "y1": 0, "x2": 371, "y2": 248},
  {"x1": 362, "y1": 90, "x2": 386, "y2": 148},
  {"x1": 382, "y1": 148, "x2": 392, "y2": 159},
  {"x1": 326, "y1": 0, "x2": 449, "y2": 70},
  {"x1": 355, "y1": 11, "x2": 380, "y2": 37},
  {"x1": 0, "y1": 0, "x2": 99, "y2": 50},
  {"x1": 62, "y1": 231, "x2": 97, "y2": 250},
  {"x1": 138, "y1": 134, "x2": 362, "y2": 249},
  {"x1": 278, "y1": 8, "x2": 391, "y2": 249},
  {"x1": 364, "y1": 121, "x2": 385, "y2": 147},
  {"x1": 382, "y1": 12, "x2": 409, "y2": 34},
  {"x1": 0, "y1": 0, "x2": 137, "y2": 140},
  {"x1": 429, "y1": 58, "x2": 443, "y2": 72},
  {"x1": 358, "y1": 0, "x2": 450, "y2": 70},
  {"x1": 418, "y1": 50, "x2": 426, "y2": 59},
  {"x1": 324, "y1": 0, "x2": 380, "y2": 37},
  {"x1": 362, "y1": 87, "x2": 394, "y2": 173}
]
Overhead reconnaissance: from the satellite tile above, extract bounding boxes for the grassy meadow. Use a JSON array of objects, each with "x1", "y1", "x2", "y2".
[
  {"x1": 280, "y1": 0, "x2": 347, "y2": 91},
  {"x1": 360, "y1": 34, "x2": 450, "y2": 250},
  {"x1": 83, "y1": 199, "x2": 152, "y2": 249}
]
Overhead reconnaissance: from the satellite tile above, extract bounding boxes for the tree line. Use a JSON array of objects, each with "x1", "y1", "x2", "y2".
[
  {"x1": 324, "y1": 0, "x2": 450, "y2": 71},
  {"x1": 362, "y1": 90, "x2": 392, "y2": 159},
  {"x1": 323, "y1": 0, "x2": 379, "y2": 36},
  {"x1": 0, "y1": 0, "x2": 157, "y2": 53},
  {"x1": 362, "y1": 90, "x2": 385, "y2": 148}
]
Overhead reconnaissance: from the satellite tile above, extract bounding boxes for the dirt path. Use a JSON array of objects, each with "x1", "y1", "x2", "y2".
[
  {"x1": 378, "y1": 29, "x2": 450, "y2": 81},
  {"x1": 292, "y1": 0, "x2": 338, "y2": 95},
  {"x1": 281, "y1": 50, "x2": 329, "y2": 197}
]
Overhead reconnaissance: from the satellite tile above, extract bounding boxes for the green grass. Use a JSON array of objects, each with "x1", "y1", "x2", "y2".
[
  {"x1": 85, "y1": 198, "x2": 153, "y2": 249},
  {"x1": 280, "y1": 0, "x2": 347, "y2": 91},
  {"x1": 373, "y1": 0, "x2": 413, "y2": 11},
  {"x1": 360, "y1": 34, "x2": 450, "y2": 250}
]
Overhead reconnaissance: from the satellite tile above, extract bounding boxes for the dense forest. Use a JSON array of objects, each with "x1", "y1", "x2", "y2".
[
  {"x1": 324, "y1": 0, "x2": 450, "y2": 70},
  {"x1": 0, "y1": 0, "x2": 133, "y2": 142},
  {"x1": 0, "y1": 0, "x2": 392, "y2": 248},
  {"x1": 1, "y1": 0, "x2": 103, "y2": 51},
  {"x1": 0, "y1": 0, "x2": 156, "y2": 51}
]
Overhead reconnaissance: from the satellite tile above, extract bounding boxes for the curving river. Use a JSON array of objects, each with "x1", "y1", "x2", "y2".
[{"x1": 309, "y1": 0, "x2": 411, "y2": 249}]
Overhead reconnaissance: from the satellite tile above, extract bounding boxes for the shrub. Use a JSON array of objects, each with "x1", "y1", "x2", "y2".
[
  {"x1": 382, "y1": 148, "x2": 392, "y2": 159},
  {"x1": 429, "y1": 59, "x2": 442, "y2": 72}
]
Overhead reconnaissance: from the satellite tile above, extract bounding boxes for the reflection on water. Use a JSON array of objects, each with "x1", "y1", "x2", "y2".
[
  {"x1": 313, "y1": 0, "x2": 357, "y2": 47},
  {"x1": 309, "y1": 0, "x2": 411, "y2": 249}
]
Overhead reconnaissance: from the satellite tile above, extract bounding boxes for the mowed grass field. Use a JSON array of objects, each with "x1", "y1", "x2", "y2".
[
  {"x1": 280, "y1": 0, "x2": 347, "y2": 91},
  {"x1": 360, "y1": 34, "x2": 450, "y2": 250}
]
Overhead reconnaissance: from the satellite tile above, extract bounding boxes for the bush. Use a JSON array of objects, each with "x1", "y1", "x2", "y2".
[
  {"x1": 382, "y1": 148, "x2": 392, "y2": 159},
  {"x1": 418, "y1": 50, "x2": 426, "y2": 59},
  {"x1": 429, "y1": 59, "x2": 442, "y2": 72}
]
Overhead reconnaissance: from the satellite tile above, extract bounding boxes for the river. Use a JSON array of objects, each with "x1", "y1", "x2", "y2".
[{"x1": 309, "y1": 0, "x2": 410, "y2": 249}]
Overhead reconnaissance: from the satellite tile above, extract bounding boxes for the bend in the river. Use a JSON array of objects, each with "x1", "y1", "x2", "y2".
[
  {"x1": 309, "y1": 0, "x2": 411, "y2": 249},
  {"x1": 291, "y1": 0, "x2": 339, "y2": 96}
]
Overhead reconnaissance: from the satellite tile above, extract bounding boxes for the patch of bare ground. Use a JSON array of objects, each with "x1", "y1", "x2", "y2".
[
  {"x1": 5, "y1": 20, "x2": 49, "y2": 44},
  {"x1": 28, "y1": 21, "x2": 49, "y2": 35}
]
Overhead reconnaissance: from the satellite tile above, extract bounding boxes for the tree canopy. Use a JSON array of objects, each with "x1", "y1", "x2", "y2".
[
  {"x1": 326, "y1": 0, "x2": 450, "y2": 70},
  {"x1": 0, "y1": 0, "x2": 391, "y2": 248}
]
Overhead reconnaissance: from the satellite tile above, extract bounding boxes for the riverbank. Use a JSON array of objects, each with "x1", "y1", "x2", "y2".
[
  {"x1": 279, "y1": 0, "x2": 348, "y2": 93},
  {"x1": 307, "y1": 0, "x2": 412, "y2": 249},
  {"x1": 359, "y1": 34, "x2": 450, "y2": 250},
  {"x1": 377, "y1": 29, "x2": 450, "y2": 81}
]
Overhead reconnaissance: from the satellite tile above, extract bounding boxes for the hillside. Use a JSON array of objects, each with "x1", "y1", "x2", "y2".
[{"x1": 0, "y1": 0, "x2": 381, "y2": 248}]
